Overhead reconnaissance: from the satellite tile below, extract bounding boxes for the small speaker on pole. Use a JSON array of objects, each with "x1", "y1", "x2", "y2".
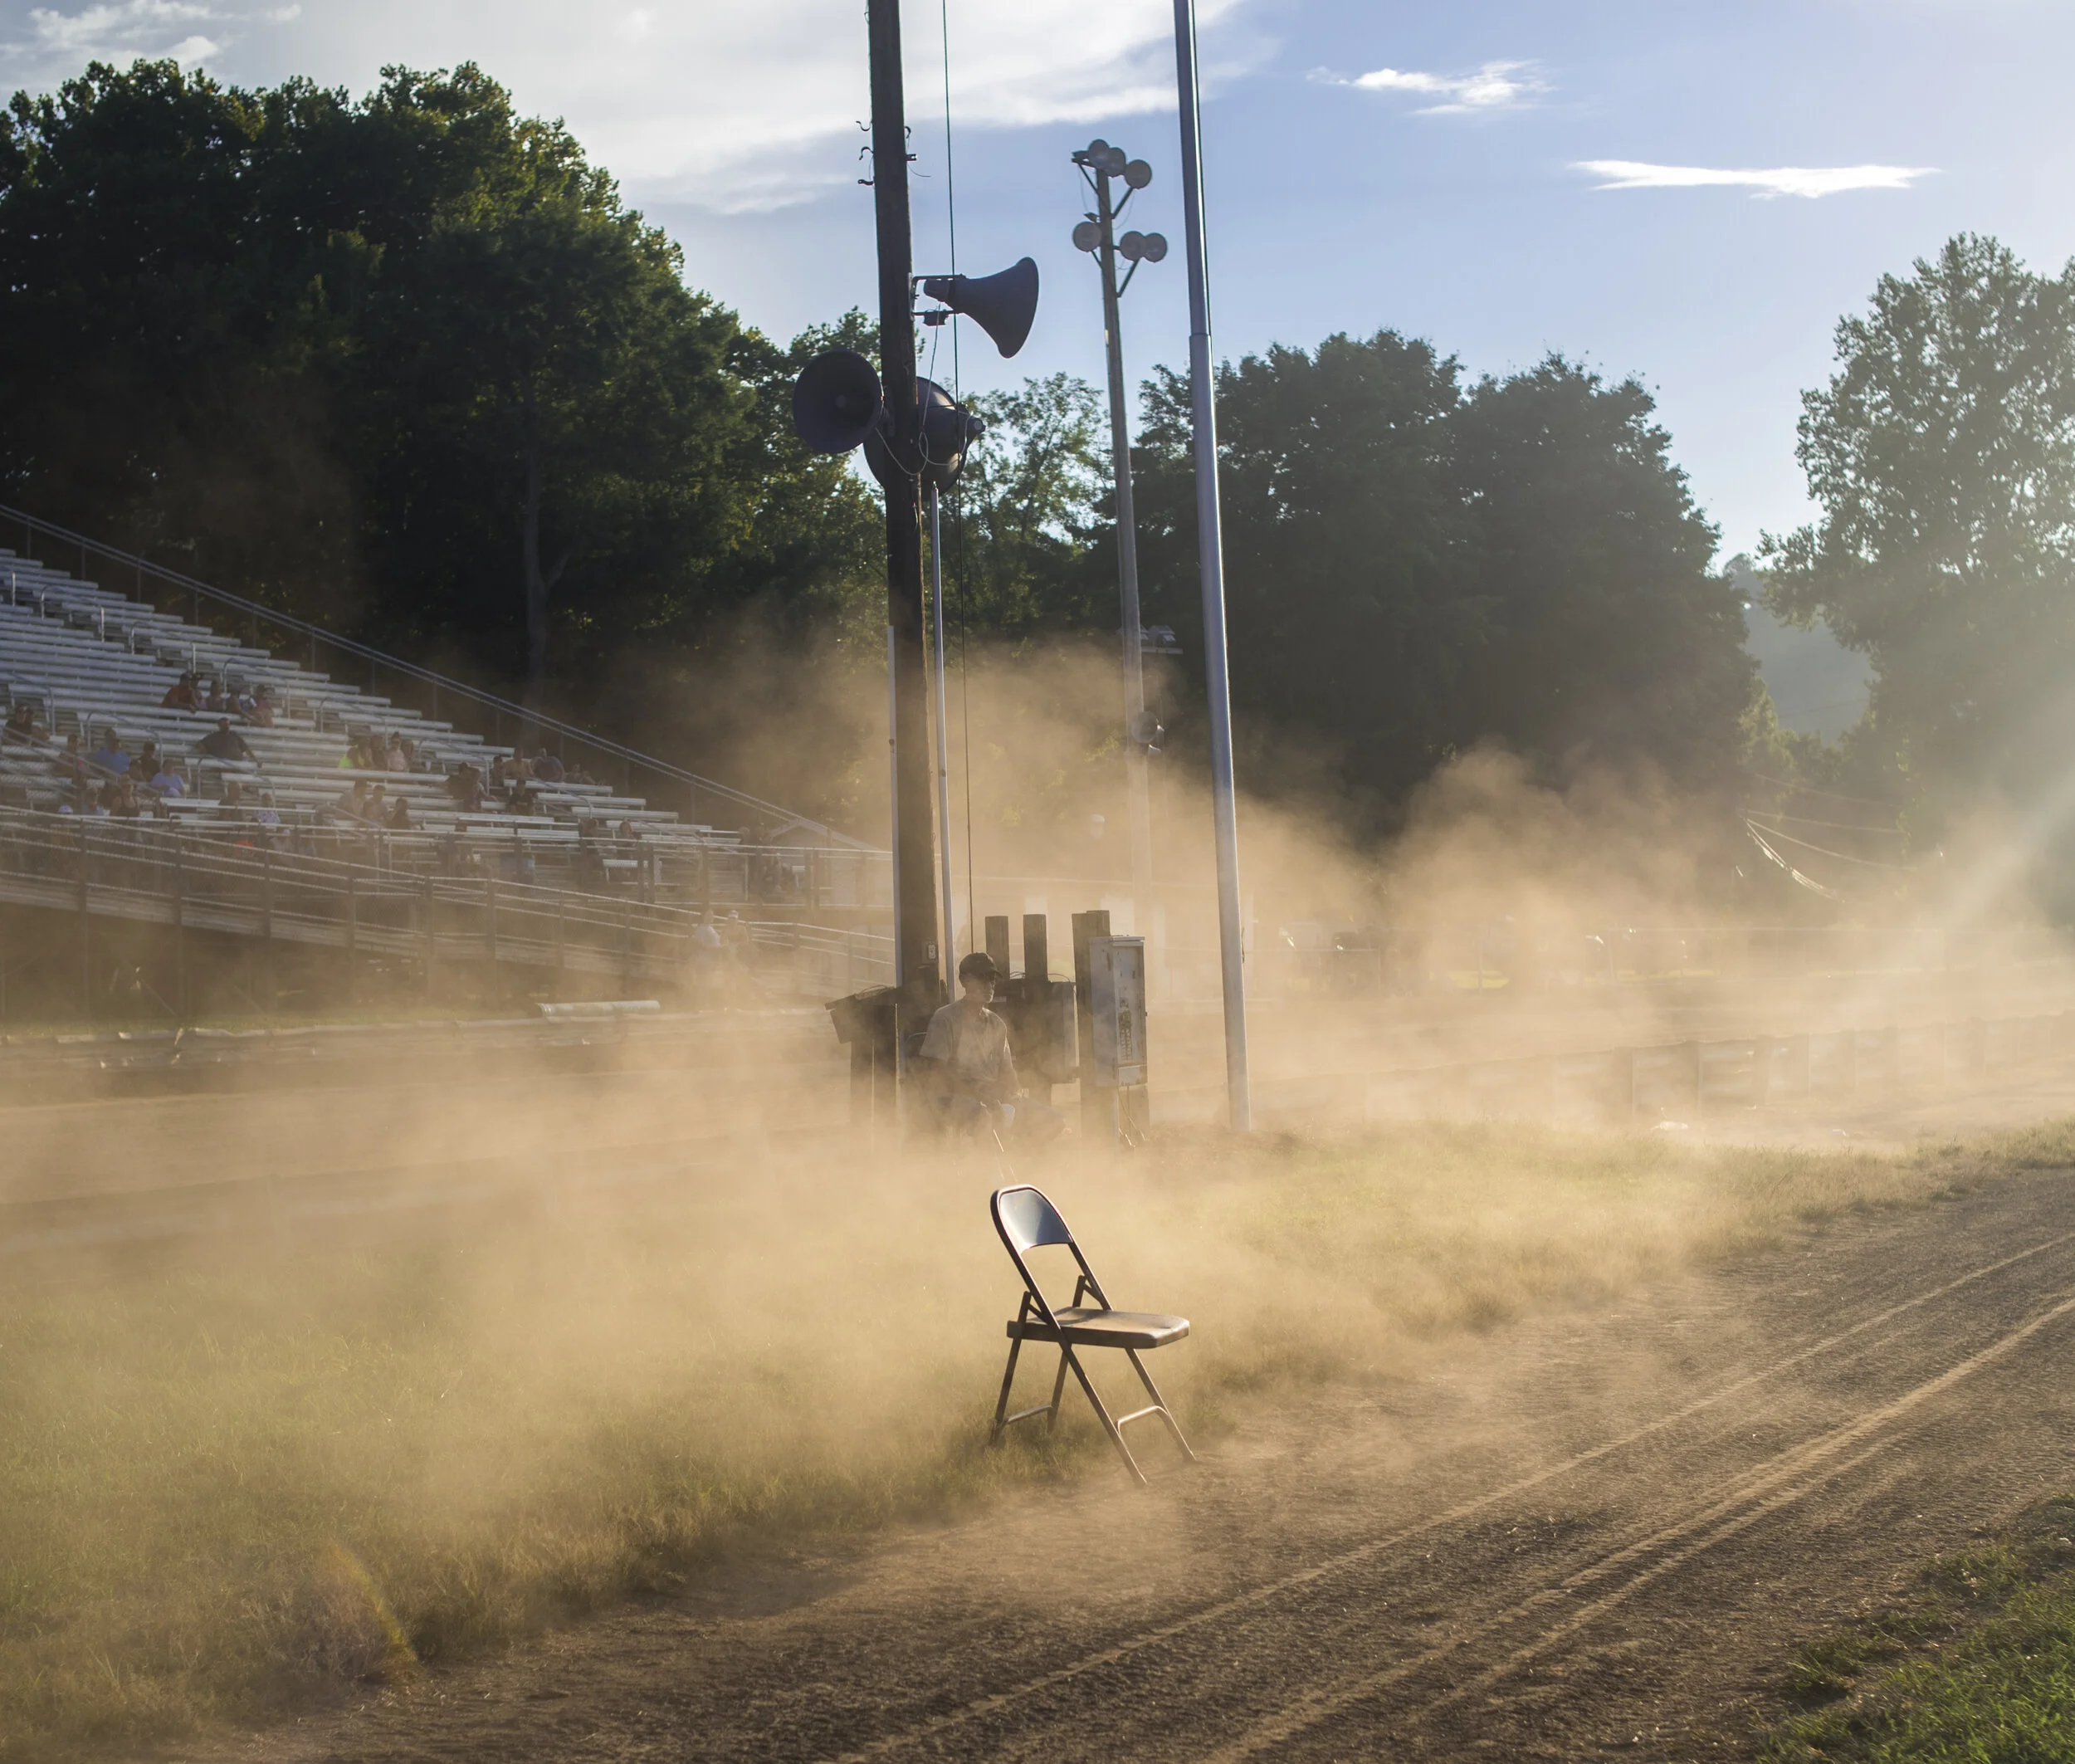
[
  {"x1": 920, "y1": 258, "x2": 1040, "y2": 358},
  {"x1": 792, "y1": 349, "x2": 885, "y2": 453}
]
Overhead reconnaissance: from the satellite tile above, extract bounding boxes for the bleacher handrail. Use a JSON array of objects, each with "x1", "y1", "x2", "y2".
[{"x1": 0, "y1": 503, "x2": 856, "y2": 843}]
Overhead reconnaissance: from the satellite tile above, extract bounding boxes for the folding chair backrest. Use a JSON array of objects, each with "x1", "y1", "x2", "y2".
[
  {"x1": 992, "y1": 1185, "x2": 1107, "y2": 1321},
  {"x1": 994, "y1": 1185, "x2": 1072, "y2": 1253}
]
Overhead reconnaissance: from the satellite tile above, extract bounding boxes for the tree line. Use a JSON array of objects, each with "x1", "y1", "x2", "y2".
[{"x1": 29, "y1": 56, "x2": 1997, "y2": 845}]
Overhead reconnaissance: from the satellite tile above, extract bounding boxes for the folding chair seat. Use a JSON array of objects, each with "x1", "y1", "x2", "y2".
[{"x1": 988, "y1": 1184, "x2": 1195, "y2": 1483}]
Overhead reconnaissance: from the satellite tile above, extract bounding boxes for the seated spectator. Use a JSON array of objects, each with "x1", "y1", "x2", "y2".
[
  {"x1": 253, "y1": 790, "x2": 281, "y2": 828},
  {"x1": 500, "y1": 828, "x2": 536, "y2": 884},
  {"x1": 79, "y1": 784, "x2": 108, "y2": 817},
  {"x1": 134, "y1": 740, "x2": 160, "y2": 779},
  {"x1": 445, "y1": 762, "x2": 486, "y2": 812},
  {"x1": 331, "y1": 779, "x2": 373, "y2": 823},
  {"x1": 249, "y1": 685, "x2": 276, "y2": 727},
  {"x1": 89, "y1": 731, "x2": 128, "y2": 775},
  {"x1": 232, "y1": 685, "x2": 258, "y2": 719},
  {"x1": 387, "y1": 794, "x2": 412, "y2": 830},
  {"x1": 399, "y1": 736, "x2": 418, "y2": 770},
  {"x1": 533, "y1": 748, "x2": 565, "y2": 784},
  {"x1": 218, "y1": 778, "x2": 247, "y2": 819},
  {"x1": 205, "y1": 680, "x2": 228, "y2": 713},
  {"x1": 106, "y1": 778, "x2": 141, "y2": 818},
  {"x1": 52, "y1": 732, "x2": 87, "y2": 788},
  {"x1": 160, "y1": 672, "x2": 201, "y2": 711},
  {"x1": 198, "y1": 718, "x2": 255, "y2": 763},
  {"x1": 149, "y1": 761, "x2": 186, "y2": 798},
  {"x1": 384, "y1": 732, "x2": 409, "y2": 772},
  {"x1": 364, "y1": 783, "x2": 388, "y2": 824}
]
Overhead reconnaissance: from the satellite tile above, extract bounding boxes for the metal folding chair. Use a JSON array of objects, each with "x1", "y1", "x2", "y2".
[{"x1": 987, "y1": 1184, "x2": 1195, "y2": 1483}]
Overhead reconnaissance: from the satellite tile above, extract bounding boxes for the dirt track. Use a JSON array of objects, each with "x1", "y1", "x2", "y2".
[{"x1": 178, "y1": 1157, "x2": 2075, "y2": 1764}]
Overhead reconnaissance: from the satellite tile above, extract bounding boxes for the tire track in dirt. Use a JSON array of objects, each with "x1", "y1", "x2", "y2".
[
  {"x1": 1197, "y1": 1288, "x2": 2075, "y2": 1762},
  {"x1": 823, "y1": 1229, "x2": 2075, "y2": 1764}
]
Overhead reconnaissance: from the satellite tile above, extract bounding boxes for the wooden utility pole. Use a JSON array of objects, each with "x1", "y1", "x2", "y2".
[{"x1": 867, "y1": 0, "x2": 945, "y2": 1009}]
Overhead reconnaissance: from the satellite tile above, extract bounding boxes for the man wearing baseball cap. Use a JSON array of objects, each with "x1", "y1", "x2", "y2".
[{"x1": 917, "y1": 950, "x2": 1024, "y2": 1136}]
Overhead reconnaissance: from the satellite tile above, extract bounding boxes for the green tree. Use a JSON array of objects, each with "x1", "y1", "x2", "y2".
[
  {"x1": 1764, "y1": 234, "x2": 2075, "y2": 824},
  {"x1": 950, "y1": 374, "x2": 1108, "y2": 633},
  {"x1": 1132, "y1": 333, "x2": 1747, "y2": 823},
  {"x1": 1452, "y1": 358, "x2": 1748, "y2": 788}
]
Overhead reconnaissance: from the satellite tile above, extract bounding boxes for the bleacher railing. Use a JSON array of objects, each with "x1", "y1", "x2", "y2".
[
  {"x1": 0, "y1": 807, "x2": 895, "y2": 1004},
  {"x1": 0, "y1": 504, "x2": 852, "y2": 844}
]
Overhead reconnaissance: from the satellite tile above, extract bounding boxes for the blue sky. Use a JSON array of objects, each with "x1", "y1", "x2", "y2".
[{"x1": 3, "y1": 0, "x2": 2072, "y2": 556}]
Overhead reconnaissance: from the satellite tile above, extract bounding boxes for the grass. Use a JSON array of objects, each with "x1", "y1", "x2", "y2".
[
  {"x1": 0, "y1": 1115, "x2": 2057, "y2": 1757},
  {"x1": 1765, "y1": 1495, "x2": 2075, "y2": 1762}
]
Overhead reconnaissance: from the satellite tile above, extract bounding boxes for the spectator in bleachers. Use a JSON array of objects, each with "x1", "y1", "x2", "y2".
[
  {"x1": 364, "y1": 783, "x2": 388, "y2": 825},
  {"x1": 107, "y1": 777, "x2": 141, "y2": 818},
  {"x1": 249, "y1": 686, "x2": 277, "y2": 727},
  {"x1": 52, "y1": 732, "x2": 86, "y2": 789},
  {"x1": 569, "y1": 760, "x2": 596, "y2": 786},
  {"x1": 445, "y1": 762, "x2": 485, "y2": 812},
  {"x1": 135, "y1": 740, "x2": 160, "y2": 779},
  {"x1": 330, "y1": 779, "x2": 372, "y2": 823},
  {"x1": 232, "y1": 684, "x2": 257, "y2": 719},
  {"x1": 3, "y1": 702, "x2": 42, "y2": 742},
  {"x1": 253, "y1": 791, "x2": 281, "y2": 828},
  {"x1": 198, "y1": 718, "x2": 255, "y2": 763},
  {"x1": 218, "y1": 778, "x2": 247, "y2": 819},
  {"x1": 62, "y1": 784, "x2": 108, "y2": 816},
  {"x1": 205, "y1": 680, "x2": 229, "y2": 713},
  {"x1": 399, "y1": 736, "x2": 419, "y2": 770},
  {"x1": 384, "y1": 732, "x2": 408, "y2": 771},
  {"x1": 386, "y1": 793, "x2": 411, "y2": 830},
  {"x1": 533, "y1": 748, "x2": 565, "y2": 784},
  {"x1": 149, "y1": 759, "x2": 186, "y2": 798},
  {"x1": 500, "y1": 828, "x2": 535, "y2": 884},
  {"x1": 90, "y1": 731, "x2": 128, "y2": 775},
  {"x1": 161, "y1": 672, "x2": 201, "y2": 711}
]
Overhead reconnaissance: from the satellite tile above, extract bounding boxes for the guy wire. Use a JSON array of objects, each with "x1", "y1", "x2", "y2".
[{"x1": 940, "y1": 0, "x2": 978, "y2": 943}]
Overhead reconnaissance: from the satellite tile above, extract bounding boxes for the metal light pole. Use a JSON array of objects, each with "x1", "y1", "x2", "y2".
[
  {"x1": 1170, "y1": 0, "x2": 1252, "y2": 1131},
  {"x1": 1071, "y1": 142, "x2": 1167, "y2": 955},
  {"x1": 929, "y1": 486, "x2": 957, "y2": 967}
]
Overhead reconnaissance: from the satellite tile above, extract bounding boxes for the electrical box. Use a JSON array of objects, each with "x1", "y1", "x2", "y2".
[{"x1": 1087, "y1": 936, "x2": 1147, "y2": 1087}]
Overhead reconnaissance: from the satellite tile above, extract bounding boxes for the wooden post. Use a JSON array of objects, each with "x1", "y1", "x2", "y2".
[
  {"x1": 77, "y1": 820, "x2": 90, "y2": 1019},
  {"x1": 1023, "y1": 913, "x2": 1050, "y2": 985},
  {"x1": 1072, "y1": 909, "x2": 1110, "y2": 1135},
  {"x1": 422, "y1": 875, "x2": 437, "y2": 1000},
  {"x1": 261, "y1": 846, "x2": 276, "y2": 1016},
  {"x1": 173, "y1": 846, "x2": 188, "y2": 1021},
  {"x1": 984, "y1": 914, "x2": 1011, "y2": 979},
  {"x1": 344, "y1": 867, "x2": 358, "y2": 959},
  {"x1": 486, "y1": 874, "x2": 498, "y2": 968}
]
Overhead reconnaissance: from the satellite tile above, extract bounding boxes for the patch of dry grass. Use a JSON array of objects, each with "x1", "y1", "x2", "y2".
[{"x1": 0, "y1": 1116, "x2": 2044, "y2": 1757}]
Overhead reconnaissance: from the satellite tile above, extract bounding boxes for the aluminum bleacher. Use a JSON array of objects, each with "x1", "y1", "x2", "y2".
[{"x1": 0, "y1": 536, "x2": 895, "y2": 983}]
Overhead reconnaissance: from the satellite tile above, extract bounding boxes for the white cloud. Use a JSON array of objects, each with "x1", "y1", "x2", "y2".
[
  {"x1": 1575, "y1": 159, "x2": 1936, "y2": 198},
  {"x1": 1333, "y1": 58, "x2": 1545, "y2": 113},
  {"x1": 0, "y1": 0, "x2": 1267, "y2": 214},
  {"x1": 163, "y1": 29, "x2": 213, "y2": 61},
  {"x1": 18, "y1": 0, "x2": 217, "y2": 56}
]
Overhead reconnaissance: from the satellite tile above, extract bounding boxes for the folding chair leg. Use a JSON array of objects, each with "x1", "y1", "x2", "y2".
[
  {"x1": 1125, "y1": 1347, "x2": 1197, "y2": 1463},
  {"x1": 1061, "y1": 1346, "x2": 1146, "y2": 1484},
  {"x1": 1045, "y1": 1347, "x2": 1072, "y2": 1433},
  {"x1": 988, "y1": 1336, "x2": 1025, "y2": 1447}
]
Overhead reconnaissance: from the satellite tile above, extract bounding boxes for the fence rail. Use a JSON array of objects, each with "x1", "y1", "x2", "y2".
[
  {"x1": 0, "y1": 807, "x2": 894, "y2": 1000},
  {"x1": 1232, "y1": 1011, "x2": 2075, "y2": 1127}
]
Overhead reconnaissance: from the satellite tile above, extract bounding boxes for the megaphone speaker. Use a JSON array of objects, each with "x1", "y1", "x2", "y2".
[
  {"x1": 920, "y1": 258, "x2": 1039, "y2": 359},
  {"x1": 863, "y1": 378, "x2": 984, "y2": 491},
  {"x1": 793, "y1": 349, "x2": 884, "y2": 454}
]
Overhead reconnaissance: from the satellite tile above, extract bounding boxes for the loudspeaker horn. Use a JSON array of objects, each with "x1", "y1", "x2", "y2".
[
  {"x1": 792, "y1": 348, "x2": 885, "y2": 454},
  {"x1": 863, "y1": 378, "x2": 984, "y2": 491},
  {"x1": 920, "y1": 257, "x2": 1039, "y2": 359}
]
